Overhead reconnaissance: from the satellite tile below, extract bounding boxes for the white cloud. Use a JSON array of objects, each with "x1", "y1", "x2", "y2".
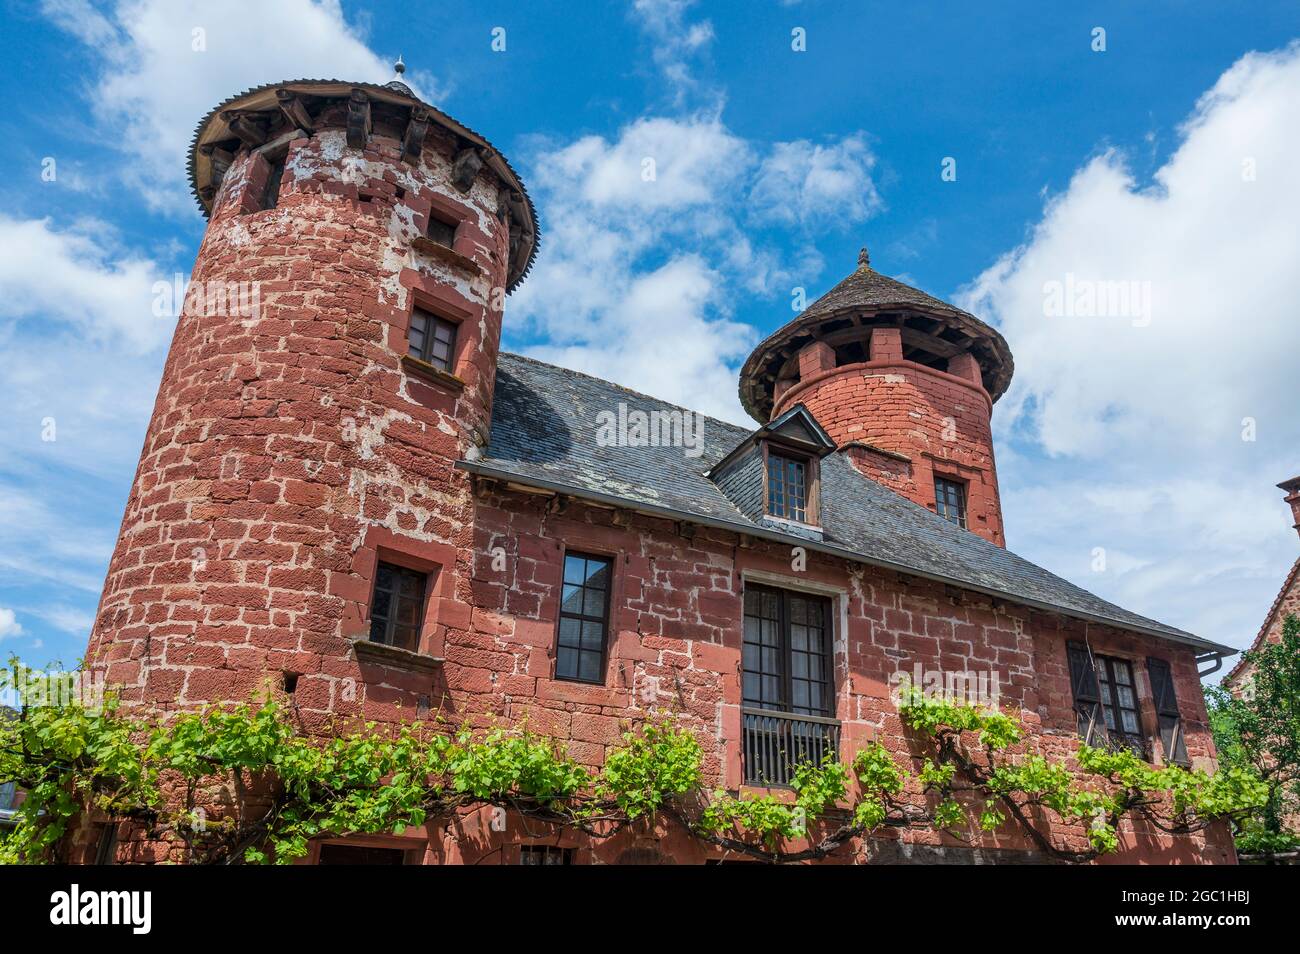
[
  {"x1": 749, "y1": 135, "x2": 882, "y2": 227},
  {"x1": 630, "y1": 0, "x2": 716, "y2": 106},
  {"x1": 0, "y1": 215, "x2": 172, "y2": 477},
  {"x1": 511, "y1": 116, "x2": 882, "y2": 423},
  {"x1": 962, "y1": 43, "x2": 1300, "y2": 653},
  {"x1": 43, "y1": 0, "x2": 441, "y2": 214},
  {"x1": 0, "y1": 608, "x2": 24, "y2": 641}
]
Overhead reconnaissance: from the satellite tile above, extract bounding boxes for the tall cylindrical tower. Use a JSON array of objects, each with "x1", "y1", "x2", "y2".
[
  {"x1": 738, "y1": 248, "x2": 1014, "y2": 546},
  {"x1": 87, "y1": 70, "x2": 537, "y2": 713}
]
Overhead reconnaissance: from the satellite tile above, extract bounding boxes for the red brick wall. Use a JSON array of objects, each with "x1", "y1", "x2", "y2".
[{"x1": 85, "y1": 121, "x2": 510, "y2": 716}]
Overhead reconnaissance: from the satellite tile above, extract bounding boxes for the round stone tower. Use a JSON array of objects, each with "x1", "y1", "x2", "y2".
[
  {"x1": 86, "y1": 68, "x2": 537, "y2": 713},
  {"x1": 738, "y1": 248, "x2": 1014, "y2": 546}
]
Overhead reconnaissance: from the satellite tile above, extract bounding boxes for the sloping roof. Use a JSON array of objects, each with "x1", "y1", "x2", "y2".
[
  {"x1": 738, "y1": 255, "x2": 1015, "y2": 421},
  {"x1": 187, "y1": 78, "x2": 539, "y2": 292},
  {"x1": 462, "y1": 353, "x2": 1234, "y2": 655},
  {"x1": 1224, "y1": 555, "x2": 1300, "y2": 684}
]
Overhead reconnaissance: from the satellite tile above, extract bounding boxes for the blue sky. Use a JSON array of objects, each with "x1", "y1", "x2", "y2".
[{"x1": 2, "y1": 0, "x2": 1299, "y2": 669}]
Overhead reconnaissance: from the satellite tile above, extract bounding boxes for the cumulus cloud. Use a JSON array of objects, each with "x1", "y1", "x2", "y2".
[
  {"x1": 962, "y1": 43, "x2": 1300, "y2": 652},
  {"x1": 42, "y1": 0, "x2": 439, "y2": 214},
  {"x1": 511, "y1": 116, "x2": 882, "y2": 422},
  {"x1": 0, "y1": 608, "x2": 23, "y2": 641}
]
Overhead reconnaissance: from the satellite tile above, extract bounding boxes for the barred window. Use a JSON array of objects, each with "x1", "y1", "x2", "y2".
[
  {"x1": 767, "y1": 453, "x2": 808, "y2": 522},
  {"x1": 743, "y1": 585, "x2": 833, "y2": 716},
  {"x1": 556, "y1": 552, "x2": 612, "y2": 684},
  {"x1": 934, "y1": 477, "x2": 967, "y2": 528},
  {"x1": 426, "y1": 214, "x2": 457, "y2": 248},
  {"x1": 369, "y1": 561, "x2": 427, "y2": 653},
  {"x1": 408, "y1": 308, "x2": 457, "y2": 371}
]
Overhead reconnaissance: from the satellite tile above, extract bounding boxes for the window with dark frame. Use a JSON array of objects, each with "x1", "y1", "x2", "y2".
[
  {"x1": 555, "y1": 552, "x2": 612, "y2": 684},
  {"x1": 742, "y1": 585, "x2": 833, "y2": 717},
  {"x1": 368, "y1": 561, "x2": 427, "y2": 653},
  {"x1": 408, "y1": 308, "x2": 457, "y2": 371},
  {"x1": 1066, "y1": 642, "x2": 1147, "y2": 758},
  {"x1": 934, "y1": 476, "x2": 967, "y2": 528},
  {"x1": 767, "y1": 452, "x2": 809, "y2": 522},
  {"x1": 0, "y1": 780, "x2": 15, "y2": 812},
  {"x1": 519, "y1": 845, "x2": 571, "y2": 865},
  {"x1": 426, "y1": 213, "x2": 457, "y2": 248}
]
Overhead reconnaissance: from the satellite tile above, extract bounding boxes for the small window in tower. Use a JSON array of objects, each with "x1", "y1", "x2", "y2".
[
  {"x1": 934, "y1": 477, "x2": 967, "y2": 529},
  {"x1": 408, "y1": 308, "x2": 457, "y2": 371},
  {"x1": 426, "y1": 212, "x2": 458, "y2": 248},
  {"x1": 369, "y1": 561, "x2": 428, "y2": 653},
  {"x1": 262, "y1": 156, "x2": 286, "y2": 210},
  {"x1": 767, "y1": 453, "x2": 810, "y2": 523}
]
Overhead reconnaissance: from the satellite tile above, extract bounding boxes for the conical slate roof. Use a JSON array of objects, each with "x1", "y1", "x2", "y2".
[{"x1": 738, "y1": 248, "x2": 1014, "y2": 421}]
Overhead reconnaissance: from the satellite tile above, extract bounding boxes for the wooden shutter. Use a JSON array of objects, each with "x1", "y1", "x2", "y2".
[
  {"x1": 1146, "y1": 657, "x2": 1189, "y2": 766},
  {"x1": 1066, "y1": 641, "x2": 1104, "y2": 746}
]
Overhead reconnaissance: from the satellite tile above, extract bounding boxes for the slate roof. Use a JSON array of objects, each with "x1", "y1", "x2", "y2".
[
  {"x1": 738, "y1": 256, "x2": 1016, "y2": 420},
  {"x1": 461, "y1": 353, "x2": 1234, "y2": 656}
]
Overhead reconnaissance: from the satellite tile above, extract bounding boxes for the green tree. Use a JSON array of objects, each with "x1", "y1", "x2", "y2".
[{"x1": 1205, "y1": 612, "x2": 1300, "y2": 854}]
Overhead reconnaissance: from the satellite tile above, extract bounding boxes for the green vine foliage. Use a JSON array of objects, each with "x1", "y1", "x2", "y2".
[
  {"x1": 1205, "y1": 612, "x2": 1300, "y2": 855},
  {"x1": 0, "y1": 665, "x2": 1266, "y2": 865}
]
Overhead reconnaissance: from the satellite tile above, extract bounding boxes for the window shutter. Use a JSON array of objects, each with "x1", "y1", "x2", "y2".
[
  {"x1": 1066, "y1": 641, "x2": 1103, "y2": 746},
  {"x1": 1146, "y1": 657, "x2": 1189, "y2": 766}
]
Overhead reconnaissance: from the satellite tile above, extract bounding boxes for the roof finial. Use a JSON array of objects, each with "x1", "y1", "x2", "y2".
[
  {"x1": 858, "y1": 245, "x2": 870, "y2": 269},
  {"x1": 394, "y1": 54, "x2": 406, "y2": 76}
]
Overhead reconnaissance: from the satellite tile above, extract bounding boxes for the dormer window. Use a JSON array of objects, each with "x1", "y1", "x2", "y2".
[
  {"x1": 767, "y1": 453, "x2": 809, "y2": 522},
  {"x1": 934, "y1": 476, "x2": 967, "y2": 529}
]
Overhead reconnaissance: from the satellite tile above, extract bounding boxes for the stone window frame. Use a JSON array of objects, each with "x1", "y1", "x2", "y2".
[
  {"x1": 399, "y1": 291, "x2": 468, "y2": 391},
  {"x1": 348, "y1": 526, "x2": 456, "y2": 668}
]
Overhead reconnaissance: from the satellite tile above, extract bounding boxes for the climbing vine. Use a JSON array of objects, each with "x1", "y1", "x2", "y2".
[{"x1": 0, "y1": 666, "x2": 1265, "y2": 865}]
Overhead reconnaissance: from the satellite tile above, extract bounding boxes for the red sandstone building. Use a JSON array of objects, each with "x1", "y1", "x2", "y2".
[
  {"x1": 84, "y1": 70, "x2": 1237, "y2": 864},
  {"x1": 1223, "y1": 477, "x2": 1300, "y2": 694}
]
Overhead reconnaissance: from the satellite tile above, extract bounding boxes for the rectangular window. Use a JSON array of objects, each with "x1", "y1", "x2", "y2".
[
  {"x1": 767, "y1": 453, "x2": 808, "y2": 522},
  {"x1": 742, "y1": 585, "x2": 833, "y2": 716},
  {"x1": 1066, "y1": 642, "x2": 1147, "y2": 757},
  {"x1": 369, "y1": 561, "x2": 427, "y2": 653},
  {"x1": 1146, "y1": 657, "x2": 1189, "y2": 766},
  {"x1": 934, "y1": 477, "x2": 967, "y2": 528},
  {"x1": 426, "y1": 214, "x2": 457, "y2": 248},
  {"x1": 741, "y1": 584, "x2": 839, "y2": 785},
  {"x1": 93, "y1": 824, "x2": 118, "y2": 865},
  {"x1": 556, "y1": 552, "x2": 612, "y2": 684},
  {"x1": 262, "y1": 156, "x2": 285, "y2": 210},
  {"x1": 0, "y1": 780, "x2": 14, "y2": 811},
  {"x1": 408, "y1": 308, "x2": 457, "y2": 371},
  {"x1": 519, "y1": 845, "x2": 571, "y2": 865}
]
